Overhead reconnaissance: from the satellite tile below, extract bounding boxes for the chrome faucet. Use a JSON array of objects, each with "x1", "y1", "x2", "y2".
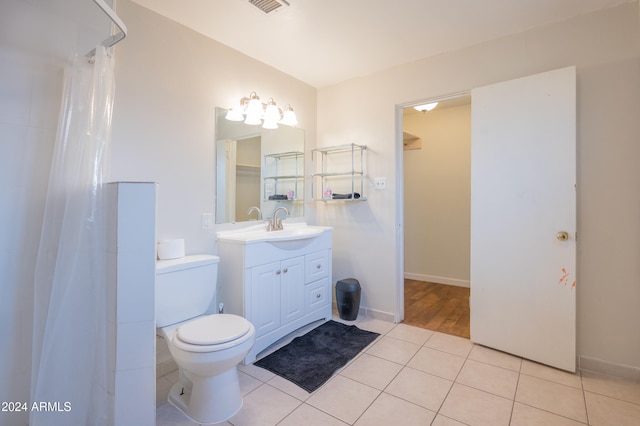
[
  {"x1": 247, "y1": 206, "x2": 261, "y2": 220},
  {"x1": 269, "y1": 207, "x2": 289, "y2": 231}
]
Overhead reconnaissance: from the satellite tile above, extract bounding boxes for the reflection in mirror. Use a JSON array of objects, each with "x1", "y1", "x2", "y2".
[{"x1": 215, "y1": 107, "x2": 305, "y2": 224}]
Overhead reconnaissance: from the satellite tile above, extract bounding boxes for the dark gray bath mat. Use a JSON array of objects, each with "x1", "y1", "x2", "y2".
[{"x1": 254, "y1": 320, "x2": 380, "y2": 392}]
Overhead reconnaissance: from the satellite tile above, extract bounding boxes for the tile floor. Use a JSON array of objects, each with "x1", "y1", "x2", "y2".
[{"x1": 156, "y1": 315, "x2": 640, "y2": 425}]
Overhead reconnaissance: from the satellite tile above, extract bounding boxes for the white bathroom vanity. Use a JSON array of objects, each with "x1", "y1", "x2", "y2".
[{"x1": 216, "y1": 223, "x2": 333, "y2": 363}]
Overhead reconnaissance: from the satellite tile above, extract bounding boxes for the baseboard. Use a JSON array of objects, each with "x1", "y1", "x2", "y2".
[
  {"x1": 578, "y1": 355, "x2": 640, "y2": 381},
  {"x1": 404, "y1": 272, "x2": 470, "y2": 288},
  {"x1": 362, "y1": 307, "x2": 396, "y2": 323},
  {"x1": 332, "y1": 302, "x2": 396, "y2": 324}
]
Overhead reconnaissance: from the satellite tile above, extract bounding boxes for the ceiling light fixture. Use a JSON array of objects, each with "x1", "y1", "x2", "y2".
[
  {"x1": 225, "y1": 91, "x2": 298, "y2": 129},
  {"x1": 414, "y1": 102, "x2": 439, "y2": 113}
]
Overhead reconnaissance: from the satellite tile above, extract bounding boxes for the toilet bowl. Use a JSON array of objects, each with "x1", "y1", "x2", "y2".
[
  {"x1": 160, "y1": 314, "x2": 255, "y2": 424},
  {"x1": 156, "y1": 255, "x2": 256, "y2": 424}
]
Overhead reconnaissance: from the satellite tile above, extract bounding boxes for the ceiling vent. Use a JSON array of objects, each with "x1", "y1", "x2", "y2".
[{"x1": 248, "y1": 0, "x2": 290, "y2": 14}]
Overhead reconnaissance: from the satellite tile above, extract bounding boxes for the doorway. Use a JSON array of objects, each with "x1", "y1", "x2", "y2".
[
  {"x1": 401, "y1": 95, "x2": 472, "y2": 338},
  {"x1": 397, "y1": 67, "x2": 576, "y2": 371}
]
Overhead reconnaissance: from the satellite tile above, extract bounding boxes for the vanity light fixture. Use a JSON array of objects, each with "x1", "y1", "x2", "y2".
[
  {"x1": 225, "y1": 91, "x2": 298, "y2": 129},
  {"x1": 414, "y1": 102, "x2": 439, "y2": 112}
]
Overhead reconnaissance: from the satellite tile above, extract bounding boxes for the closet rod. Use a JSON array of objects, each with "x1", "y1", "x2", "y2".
[{"x1": 85, "y1": 0, "x2": 128, "y2": 58}]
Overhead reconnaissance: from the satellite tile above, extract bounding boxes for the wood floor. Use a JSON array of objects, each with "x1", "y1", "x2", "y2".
[{"x1": 403, "y1": 279, "x2": 470, "y2": 339}]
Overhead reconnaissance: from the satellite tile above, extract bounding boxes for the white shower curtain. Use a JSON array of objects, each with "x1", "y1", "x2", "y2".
[{"x1": 31, "y1": 45, "x2": 114, "y2": 426}]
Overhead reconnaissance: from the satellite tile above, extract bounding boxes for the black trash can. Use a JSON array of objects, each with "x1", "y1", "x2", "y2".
[{"x1": 335, "y1": 278, "x2": 361, "y2": 321}]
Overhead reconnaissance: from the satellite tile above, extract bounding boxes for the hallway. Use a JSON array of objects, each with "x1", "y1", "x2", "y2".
[{"x1": 403, "y1": 279, "x2": 470, "y2": 339}]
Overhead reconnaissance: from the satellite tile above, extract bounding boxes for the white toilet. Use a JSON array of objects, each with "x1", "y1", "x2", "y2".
[{"x1": 155, "y1": 254, "x2": 255, "y2": 424}]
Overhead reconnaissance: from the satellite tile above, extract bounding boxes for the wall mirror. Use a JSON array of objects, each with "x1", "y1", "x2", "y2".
[{"x1": 215, "y1": 107, "x2": 305, "y2": 224}]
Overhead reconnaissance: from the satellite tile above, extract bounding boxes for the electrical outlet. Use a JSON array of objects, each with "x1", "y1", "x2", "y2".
[
  {"x1": 374, "y1": 177, "x2": 387, "y2": 190},
  {"x1": 201, "y1": 213, "x2": 213, "y2": 229}
]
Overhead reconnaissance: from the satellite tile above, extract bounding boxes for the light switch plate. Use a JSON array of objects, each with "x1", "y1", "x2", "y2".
[
  {"x1": 374, "y1": 177, "x2": 387, "y2": 190},
  {"x1": 201, "y1": 213, "x2": 213, "y2": 229}
]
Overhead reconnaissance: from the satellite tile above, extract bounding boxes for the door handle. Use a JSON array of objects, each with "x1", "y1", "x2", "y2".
[{"x1": 556, "y1": 231, "x2": 569, "y2": 241}]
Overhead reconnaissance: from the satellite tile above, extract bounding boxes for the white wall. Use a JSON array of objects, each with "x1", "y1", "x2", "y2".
[
  {"x1": 0, "y1": 1, "x2": 110, "y2": 424},
  {"x1": 110, "y1": 0, "x2": 317, "y2": 256},
  {"x1": 317, "y1": 3, "x2": 640, "y2": 372},
  {"x1": 403, "y1": 104, "x2": 471, "y2": 286}
]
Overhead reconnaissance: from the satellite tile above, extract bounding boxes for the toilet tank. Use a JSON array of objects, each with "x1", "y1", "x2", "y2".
[{"x1": 155, "y1": 254, "x2": 220, "y2": 327}]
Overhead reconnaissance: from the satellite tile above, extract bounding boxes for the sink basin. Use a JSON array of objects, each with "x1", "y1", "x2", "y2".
[
  {"x1": 264, "y1": 226, "x2": 324, "y2": 240},
  {"x1": 264, "y1": 227, "x2": 326, "y2": 249},
  {"x1": 216, "y1": 223, "x2": 330, "y2": 249}
]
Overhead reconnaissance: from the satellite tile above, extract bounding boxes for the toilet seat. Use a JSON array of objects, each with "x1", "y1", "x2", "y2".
[{"x1": 172, "y1": 314, "x2": 254, "y2": 353}]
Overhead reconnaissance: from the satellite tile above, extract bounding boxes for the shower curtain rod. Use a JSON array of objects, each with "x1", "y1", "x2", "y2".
[{"x1": 85, "y1": 0, "x2": 128, "y2": 58}]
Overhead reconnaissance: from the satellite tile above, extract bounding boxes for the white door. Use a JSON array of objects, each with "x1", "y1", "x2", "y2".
[{"x1": 470, "y1": 67, "x2": 576, "y2": 372}]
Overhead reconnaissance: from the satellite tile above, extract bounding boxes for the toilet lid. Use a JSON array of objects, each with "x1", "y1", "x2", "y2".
[{"x1": 176, "y1": 314, "x2": 251, "y2": 346}]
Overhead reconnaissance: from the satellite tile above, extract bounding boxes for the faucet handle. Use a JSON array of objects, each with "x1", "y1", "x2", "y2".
[{"x1": 265, "y1": 218, "x2": 273, "y2": 231}]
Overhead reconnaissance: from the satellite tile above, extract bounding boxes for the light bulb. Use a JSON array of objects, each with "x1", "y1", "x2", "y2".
[
  {"x1": 279, "y1": 104, "x2": 298, "y2": 127},
  {"x1": 244, "y1": 92, "x2": 263, "y2": 125},
  {"x1": 225, "y1": 106, "x2": 244, "y2": 121}
]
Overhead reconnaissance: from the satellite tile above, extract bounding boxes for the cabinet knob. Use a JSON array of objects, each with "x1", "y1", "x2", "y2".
[
  {"x1": 316, "y1": 264, "x2": 321, "y2": 269},
  {"x1": 283, "y1": 268, "x2": 288, "y2": 273},
  {"x1": 316, "y1": 293, "x2": 321, "y2": 299},
  {"x1": 276, "y1": 270, "x2": 281, "y2": 275}
]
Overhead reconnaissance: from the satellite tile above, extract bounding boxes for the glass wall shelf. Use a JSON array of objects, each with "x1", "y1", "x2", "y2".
[
  {"x1": 311, "y1": 143, "x2": 367, "y2": 201},
  {"x1": 263, "y1": 151, "x2": 304, "y2": 202}
]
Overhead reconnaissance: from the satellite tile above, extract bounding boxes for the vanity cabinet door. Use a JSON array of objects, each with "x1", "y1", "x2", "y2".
[
  {"x1": 280, "y1": 256, "x2": 305, "y2": 323},
  {"x1": 250, "y1": 261, "x2": 281, "y2": 336}
]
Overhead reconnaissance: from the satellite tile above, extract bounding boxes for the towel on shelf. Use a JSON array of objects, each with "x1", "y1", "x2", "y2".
[{"x1": 332, "y1": 193, "x2": 361, "y2": 199}]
